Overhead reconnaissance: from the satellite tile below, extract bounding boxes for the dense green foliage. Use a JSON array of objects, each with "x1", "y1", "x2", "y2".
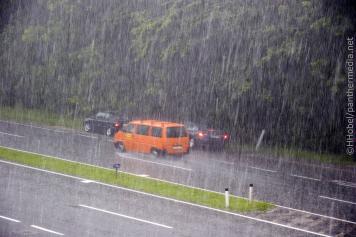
[{"x1": 0, "y1": 0, "x2": 354, "y2": 152}]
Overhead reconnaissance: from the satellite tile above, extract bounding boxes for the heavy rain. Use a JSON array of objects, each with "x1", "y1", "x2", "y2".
[{"x1": 0, "y1": 0, "x2": 355, "y2": 236}]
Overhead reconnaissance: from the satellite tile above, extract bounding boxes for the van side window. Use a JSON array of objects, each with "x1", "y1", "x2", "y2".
[
  {"x1": 137, "y1": 125, "x2": 149, "y2": 136},
  {"x1": 166, "y1": 127, "x2": 187, "y2": 138},
  {"x1": 122, "y1": 124, "x2": 135, "y2": 133},
  {"x1": 151, "y1": 127, "x2": 162, "y2": 137}
]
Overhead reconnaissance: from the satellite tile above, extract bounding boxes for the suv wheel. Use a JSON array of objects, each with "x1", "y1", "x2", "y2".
[
  {"x1": 106, "y1": 128, "x2": 112, "y2": 136},
  {"x1": 189, "y1": 138, "x2": 195, "y2": 148},
  {"x1": 84, "y1": 122, "x2": 91, "y2": 132}
]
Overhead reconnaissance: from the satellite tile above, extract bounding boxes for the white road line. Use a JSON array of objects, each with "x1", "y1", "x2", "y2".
[
  {"x1": 0, "y1": 159, "x2": 85, "y2": 181},
  {"x1": 248, "y1": 166, "x2": 277, "y2": 173},
  {"x1": 201, "y1": 157, "x2": 234, "y2": 166},
  {"x1": 291, "y1": 174, "x2": 320, "y2": 181},
  {"x1": 31, "y1": 225, "x2": 64, "y2": 236},
  {"x1": 79, "y1": 204, "x2": 173, "y2": 229},
  {"x1": 0, "y1": 215, "x2": 21, "y2": 223},
  {"x1": 81, "y1": 180, "x2": 93, "y2": 183},
  {"x1": 274, "y1": 204, "x2": 356, "y2": 225},
  {"x1": 0, "y1": 119, "x2": 90, "y2": 138},
  {"x1": 0, "y1": 160, "x2": 351, "y2": 235},
  {"x1": 138, "y1": 174, "x2": 149, "y2": 177},
  {"x1": 0, "y1": 131, "x2": 24, "y2": 138},
  {"x1": 1, "y1": 146, "x2": 355, "y2": 226},
  {"x1": 0, "y1": 120, "x2": 64, "y2": 133},
  {"x1": 319, "y1": 196, "x2": 356, "y2": 205},
  {"x1": 76, "y1": 134, "x2": 98, "y2": 139},
  {"x1": 332, "y1": 180, "x2": 356, "y2": 188},
  {"x1": 119, "y1": 153, "x2": 193, "y2": 172}
]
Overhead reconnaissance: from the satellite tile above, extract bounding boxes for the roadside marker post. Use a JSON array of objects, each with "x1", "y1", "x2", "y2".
[
  {"x1": 225, "y1": 188, "x2": 229, "y2": 208},
  {"x1": 249, "y1": 184, "x2": 253, "y2": 202},
  {"x1": 113, "y1": 163, "x2": 120, "y2": 177}
]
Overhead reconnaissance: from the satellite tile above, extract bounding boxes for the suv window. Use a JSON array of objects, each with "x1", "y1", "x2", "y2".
[
  {"x1": 122, "y1": 124, "x2": 135, "y2": 133},
  {"x1": 96, "y1": 112, "x2": 107, "y2": 119},
  {"x1": 137, "y1": 125, "x2": 149, "y2": 136},
  {"x1": 166, "y1": 127, "x2": 187, "y2": 138},
  {"x1": 151, "y1": 127, "x2": 162, "y2": 137}
]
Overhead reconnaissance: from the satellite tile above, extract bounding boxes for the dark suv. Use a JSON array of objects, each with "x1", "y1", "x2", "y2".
[
  {"x1": 184, "y1": 122, "x2": 229, "y2": 150},
  {"x1": 192, "y1": 129, "x2": 229, "y2": 151},
  {"x1": 84, "y1": 112, "x2": 129, "y2": 136}
]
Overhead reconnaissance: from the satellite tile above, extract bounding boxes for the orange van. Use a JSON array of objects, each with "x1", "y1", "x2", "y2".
[{"x1": 113, "y1": 120, "x2": 190, "y2": 156}]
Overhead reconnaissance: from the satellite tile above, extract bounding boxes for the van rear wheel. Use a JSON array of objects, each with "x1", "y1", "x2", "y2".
[
  {"x1": 115, "y1": 142, "x2": 125, "y2": 153},
  {"x1": 151, "y1": 148, "x2": 161, "y2": 157}
]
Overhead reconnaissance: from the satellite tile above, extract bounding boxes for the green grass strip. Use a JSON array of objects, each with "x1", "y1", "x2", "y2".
[{"x1": 0, "y1": 147, "x2": 273, "y2": 213}]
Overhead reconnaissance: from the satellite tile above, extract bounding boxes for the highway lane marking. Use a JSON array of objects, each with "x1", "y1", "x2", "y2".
[
  {"x1": 273, "y1": 204, "x2": 356, "y2": 225},
  {"x1": 0, "y1": 131, "x2": 24, "y2": 138},
  {"x1": 0, "y1": 215, "x2": 21, "y2": 223},
  {"x1": 332, "y1": 180, "x2": 356, "y2": 188},
  {"x1": 291, "y1": 174, "x2": 320, "y2": 181},
  {"x1": 79, "y1": 204, "x2": 173, "y2": 229},
  {"x1": 76, "y1": 134, "x2": 98, "y2": 139},
  {"x1": 118, "y1": 153, "x2": 193, "y2": 172},
  {"x1": 319, "y1": 196, "x2": 356, "y2": 205},
  {"x1": 248, "y1": 166, "x2": 277, "y2": 173},
  {"x1": 81, "y1": 179, "x2": 93, "y2": 183},
  {"x1": 0, "y1": 120, "x2": 97, "y2": 138},
  {"x1": 31, "y1": 225, "x2": 64, "y2": 236},
  {"x1": 138, "y1": 174, "x2": 149, "y2": 177},
  {"x1": 1, "y1": 146, "x2": 355, "y2": 226},
  {"x1": 0, "y1": 160, "x2": 354, "y2": 236},
  {"x1": 0, "y1": 120, "x2": 66, "y2": 133}
]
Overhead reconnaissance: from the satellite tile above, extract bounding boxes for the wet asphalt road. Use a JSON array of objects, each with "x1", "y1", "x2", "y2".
[
  {"x1": 0, "y1": 160, "x2": 314, "y2": 237},
  {"x1": 0, "y1": 120, "x2": 356, "y2": 236}
]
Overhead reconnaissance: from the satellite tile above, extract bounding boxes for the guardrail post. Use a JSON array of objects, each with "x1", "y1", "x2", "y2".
[
  {"x1": 249, "y1": 184, "x2": 253, "y2": 202},
  {"x1": 225, "y1": 188, "x2": 229, "y2": 208}
]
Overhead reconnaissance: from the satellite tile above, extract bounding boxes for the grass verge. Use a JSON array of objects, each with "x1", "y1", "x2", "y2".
[
  {"x1": 0, "y1": 105, "x2": 82, "y2": 129},
  {"x1": 226, "y1": 142, "x2": 355, "y2": 166},
  {"x1": 0, "y1": 146, "x2": 273, "y2": 213}
]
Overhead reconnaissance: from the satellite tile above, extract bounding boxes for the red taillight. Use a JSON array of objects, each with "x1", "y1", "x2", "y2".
[
  {"x1": 223, "y1": 134, "x2": 229, "y2": 140},
  {"x1": 198, "y1": 132, "x2": 204, "y2": 137},
  {"x1": 114, "y1": 123, "x2": 120, "y2": 127}
]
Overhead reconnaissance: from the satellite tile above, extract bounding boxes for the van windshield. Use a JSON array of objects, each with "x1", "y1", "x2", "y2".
[{"x1": 166, "y1": 127, "x2": 187, "y2": 138}]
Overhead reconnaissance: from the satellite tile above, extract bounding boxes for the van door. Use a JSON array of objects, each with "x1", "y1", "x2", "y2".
[
  {"x1": 151, "y1": 126, "x2": 163, "y2": 152},
  {"x1": 122, "y1": 123, "x2": 136, "y2": 151},
  {"x1": 136, "y1": 125, "x2": 150, "y2": 153}
]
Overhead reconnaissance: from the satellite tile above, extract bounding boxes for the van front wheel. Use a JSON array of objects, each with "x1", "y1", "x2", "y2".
[{"x1": 151, "y1": 148, "x2": 161, "y2": 157}]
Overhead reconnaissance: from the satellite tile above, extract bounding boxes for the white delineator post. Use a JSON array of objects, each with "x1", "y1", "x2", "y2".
[
  {"x1": 249, "y1": 184, "x2": 253, "y2": 202},
  {"x1": 225, "y1": 188, "x2": 229, "y2": 208}
]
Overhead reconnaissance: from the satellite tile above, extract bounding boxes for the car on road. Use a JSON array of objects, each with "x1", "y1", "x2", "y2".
[
  {"x1": 114, "y1": 120, "x2": 190, "y2": 156},
  {"x1": 84, "y1": 112, "x2": 129, "y2": 136},
  {"x1": 184, "y1": 121, "x2": 200, "y2": 147},
  {"x1": 191, "y1": 128, "x2": 229, "y2": 151}
]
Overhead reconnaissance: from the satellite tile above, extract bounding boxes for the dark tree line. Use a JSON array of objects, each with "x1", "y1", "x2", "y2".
[{"x1": 0, "y1": 0, "x2": 355, "y2": 153}]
